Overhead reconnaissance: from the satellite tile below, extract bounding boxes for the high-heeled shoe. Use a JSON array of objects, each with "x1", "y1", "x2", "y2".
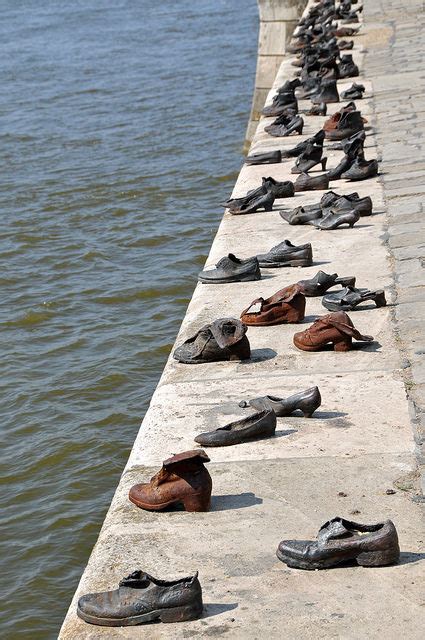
[
  {"x1": 291, "y1": 143, "x2": 327, "y2": 173},
  {"x1": 293, "y1": 311, "x2": 373, "y2": 352},
  {"x1": 239, "y1": 386, "x2": 321, "y2": 417},
  {"x1": 322, "y1": 287, "x2": 387, "y2": 311},
  {"x1": 280, "y1": 206, "x2": 323, "y2": 225},
  {"x1": 297, "y1": 271, "x2": 356, "y2": 297},
  {"x1": 324, "y1": 194, "x2": 373, "y2": 217},
  {"x1": 228, "y1": 189, "x2": 275, "y2": 215},
  {"x1": 310, "y1": 208, "x2": 360, "y2": 229}
]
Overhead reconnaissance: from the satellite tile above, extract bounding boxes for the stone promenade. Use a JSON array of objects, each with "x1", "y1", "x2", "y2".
[{"x1": 59, "y1": 1, "x2": 425, "y2": 638}]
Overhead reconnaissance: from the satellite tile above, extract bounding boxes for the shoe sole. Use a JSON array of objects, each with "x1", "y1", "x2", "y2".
[
  {"x1": 198, "y1": 274, "x2": 261, "y2": 284},
  {"x1": 276, "y1": 547, "x2": 399, "y2": 570},
  {"x1": 257, "y1": 259, "x2": 312, "y2": 268},
  {"x1": 77, "y1": 603, "x2": 203, "y2": 626}
]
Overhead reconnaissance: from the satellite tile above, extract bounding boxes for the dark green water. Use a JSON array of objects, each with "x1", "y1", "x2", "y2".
[{"x1": 0, "y1": 1, "x2": 257, "y2": 637}]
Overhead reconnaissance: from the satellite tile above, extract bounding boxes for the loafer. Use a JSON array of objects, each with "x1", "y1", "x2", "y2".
[
  {"x1": 240, "y1": 386, "x2": 321, "y2": 417},
  {"x1": 276, "y1": 518, "x2": 400, "y2": 570},
  {"x1": 198, "y1": 254, "x2": 261, "y2": 284},
  {"x1": 240, "y1": 284, "x2": 306, "y2": 326},
  {"x1": 77, "y1": 570, "x2": 203, "y2": 626},
  {"x1": 245, "y1": 150, "x2": 282, "y2": 165},
  {"x1": 173, "y1": 318, "x2": 250, "y2": 364},
  {"x1": 294, "y1": 172, "x2": 330, "y2": 192},
  {"x1": 129, "y1": 450, "x2": 212, "y2": 512},
  {"x1": 256, "y1": 240, "x2": 313, "y2": 268},
  {"x1": 293, "y1": 311, "x2": 373, "y2": 352},
  {"x1": 322, "y1": 286, "x2": 387, "y2": 311},
  {"x1": 194, "y1": 409, "x2": 276, "y2": 447},
  {"x1": 297, "y1": 270, "x2": 356, "y2": 296}
]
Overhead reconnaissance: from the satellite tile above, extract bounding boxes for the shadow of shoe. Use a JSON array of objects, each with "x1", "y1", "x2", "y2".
[
  {"x1": 312, "y1": 410, "x2": 349, "y2": 419},
  {"x1": 352, "y1": 340, "x2": 382, "y2": 352},
  {"x1": 275, "y1": 428, "x2": 298, "y2": 437},
  {"x1": 211, "y1": 492, "x2": 263, "y2": 511},
  {"x1": 202, "y1": 603, "x2": 238, "y2": 619},
  {"x1": 247, "y1": 348, "x2": 277, "y2": 362},
  {"x1": 398, "y1": 552, "x2": 425, "y2": 566}
]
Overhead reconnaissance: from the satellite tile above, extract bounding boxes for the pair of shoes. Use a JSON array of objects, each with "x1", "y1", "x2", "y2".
[
  {"x1": 281, "y1": 129, "x2": 325, "y2": 158},
  {"x1": 293, "y1": 310, "x2": 373, "y2": 351},
  {"x1": 265, "y1": 114, "x2": 304, "y2": 137},
  {"x1": 224, "y1": 177, "x2": 294, "y2": 214},
  {"x1": 280, "y1": 191, "x2": 373, "y2": 225},
  {"x1": 198, "y1": 241, "x2": 313, "y2": 283}
]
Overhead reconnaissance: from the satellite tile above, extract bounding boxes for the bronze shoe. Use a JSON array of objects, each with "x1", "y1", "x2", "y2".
[
  {"x1": 293, "y1": 311, "x2": 373, "y2": 351},
  {"x1": 129, "y1": 450, "x2": 212, "y2": 512},
  {"x1": 277, "y1": 518, "x2": 400, "y2": 570},
  {"x1": 240, "y1": 284, "x2": 305, "y2": 326}
]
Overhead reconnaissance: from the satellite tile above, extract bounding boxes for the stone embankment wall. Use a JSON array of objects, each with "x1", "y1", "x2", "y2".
[{"x1": 59, "y1": 0, "x2": 424, "y2": 638}]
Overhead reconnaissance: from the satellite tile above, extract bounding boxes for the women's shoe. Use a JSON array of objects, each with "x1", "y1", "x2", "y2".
[
  {"x1": 240, "y1": 386, "x2": 321, "y2": 417},
  {"x1": 194, "y1": 409, "x2": 276, "y2": 447}
]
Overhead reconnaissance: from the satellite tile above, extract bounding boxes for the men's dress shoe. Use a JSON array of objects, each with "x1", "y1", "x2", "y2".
[
  {"x1": 341, "y1": 157, "x2": 379, "y2": 180},
  {"x1": 246, "y1": 150, "x2": 282, "y2": 165},
  {"x1": 310, "y1": 208, "x2": 360, "y2": 229},
  {"x1": 294, "y1": 172, "x2": 330, "y2": 192},
  {"x1": 293, "y1": 311, "x2": 373, "y2": 351},
  {"x1": 129, "y1": 450, "x2": 212, "y2": 512},
  {"x1": 194, "y1": 409, "x2": 276, "y2": 447},
  {"x1": 77, "y1": 570, "x2": 203, "y2": 626},
  {"x1": 240, "y1": 386, "x2": 321, "y2": 417},
  {"x1": 240, "y1": 284, "x2": 306, "y2": 326},
  {"x1": 198, "y1": 254, "x2": 261, "y2": 284},
  {"x1": 311, "y1": 79, "x2": 339, "y2": 103},
  {"x1": 173, "y1": 318, "x2": 250, "y2": 364},
  {"x1": 276, "y1": 518, "x2": 400, "y2": 570},
  {"x1": 322, "y1": 286, "x2": 387, "y2": 311},
  {"x1": 341, "y1": 83, "x2": 365, "y2": 100},
  {"x1": 291, "y1": 143, "x2": 327, "y2": 173},
  {"x1": 256, "y1": 240, "x2": 313, "y2": 268},
  {"x1": 327, "y1": 194, "x2": 373, "y2": 216},
  {"x1": 297, "y1": 270, "x2": 356, "y2": 296}
]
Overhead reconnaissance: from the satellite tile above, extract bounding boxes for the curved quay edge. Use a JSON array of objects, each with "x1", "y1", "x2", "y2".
[{"x1": 59, "y1": 1, "x2": 425, "y2": 638}]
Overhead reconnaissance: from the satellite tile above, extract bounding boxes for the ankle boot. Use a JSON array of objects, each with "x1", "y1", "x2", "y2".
[
  {"x1": 311, "y1": 79, "x2": 340, "y2": 103},
  {"x1": 297, "y1": 271, "x2": 356, "y2": 297},
  {"x1": 129, "y1": 450, "x2": 212, "y2": 512},
  {"x1": 265, "y1": 115, "x2": 304, "y2": 137},
  {"x1": 291, "y1": 143, "x2": 327, "y2": 173},
  {"x1": 338, "y1": 54, "x2": 359, "y2": 78},
  {"x1": 325, "y1": 110, "x2": 364, "y2": 140},
  {"x1": 293, "y1": 311, "x2": 373, "y2": 352},
  {"x1": 341, "y1": 83, "x2": 365, "y2": 100}
]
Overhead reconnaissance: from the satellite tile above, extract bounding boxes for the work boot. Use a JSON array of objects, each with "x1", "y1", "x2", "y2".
[
  {"x1": 129, "y1": 450, "x2": 212, "y2": 512},
  {"x1": 173, "y1": 318, "x2": 250, "y2": 364},
  {"x1": 311, "y1": 79, "x2": 340, "y2": 103},
  {"x1": 240, "y1": 284, "x2": 306, "y2": 326}
]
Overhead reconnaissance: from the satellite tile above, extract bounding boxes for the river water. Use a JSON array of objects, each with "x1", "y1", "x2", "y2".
[{"x1": 0, "y1": 1, "x2": 257, "y2": 637}]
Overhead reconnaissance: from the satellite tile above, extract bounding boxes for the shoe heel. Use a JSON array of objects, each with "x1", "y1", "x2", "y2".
[
  {"x1": 160, "y1": 603, "x2": 203, "y2": 623},
  {"x1": 321, "y1": 157, "x2": 328, "y2": 170},
  {"x1": 356, "y1": 548, "x2": 399, "y2": 567},
  {"x1": 374, "y1": 291, "x2": 387, "y2": 307},
  {"x1": 296, "y1": 122, "x2": 304, "y2": 134},
  {"x1": 333, "y1": 336, "x2": 352, "y2": 352},
  {"x1": 182, "y1": 493, "x2": 211, "y2": 512}
]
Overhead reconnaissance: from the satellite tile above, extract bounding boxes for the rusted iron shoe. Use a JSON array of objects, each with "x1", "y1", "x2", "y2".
[
  {"x1": 281, "y1": 130, "x2": 325, "y2": 158},
  {"x1": 322, "y1": 287, "x2": 387, "y2": 311},
  {"x1": 77, "y1": 570, "x2": 203, "y2": 626},
  {"x1": 293, "y1": 311, "x2": 373, "y2": 351},
  {"x1": 245, "y1": 150, "x2": 282, "y2": 165},
  {"x1": 240, "y1": 284, "x2": 306, "y2": 326},
  {"x1": 291, "y1": 142, "x2": 327, "y2": 173},
  {"x1": 256, "y1": 240, "x2": 313, "y2": 268},
  {"x1": 341, "y1": 157, "x2": 379, "y2": 181},
  {"x1": 129, "y1": 450, "x2": 212, "y2": 512},
  {"x1": 276, "y1": 518, "x2": 400, "y2": 570},
  {"x1": 239, "y1": 385, "x2": 321, "y2": 418},
  {"x1": 173, "y1": 318, "x2": 250, "y2": 364},
  {"x1": 194, "y1": 409, "x2": 276, "y2": 447}
]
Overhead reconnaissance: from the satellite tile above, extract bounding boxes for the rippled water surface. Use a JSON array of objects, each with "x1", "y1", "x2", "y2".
[{"x1": 0, "y1": 1, "x2": 257, "y2": 637}]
